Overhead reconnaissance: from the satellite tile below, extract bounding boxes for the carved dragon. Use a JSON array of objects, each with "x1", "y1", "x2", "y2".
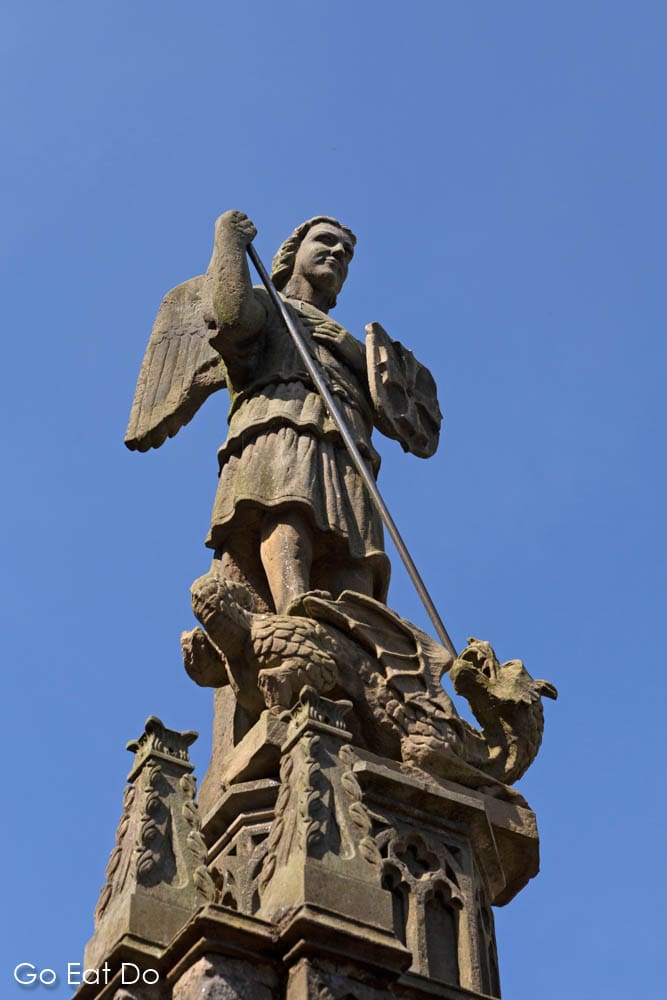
[
  {"x1": 184, "y1": 573, "x2": 556, "y2": 797},
  {"x1": 450, "y1": 638, "x2": 558, "y2": 784}
]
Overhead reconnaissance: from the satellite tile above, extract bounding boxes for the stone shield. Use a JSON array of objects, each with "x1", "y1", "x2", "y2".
[{"x1": 365, "y1": 321, "x2": 442, "y2": 458}]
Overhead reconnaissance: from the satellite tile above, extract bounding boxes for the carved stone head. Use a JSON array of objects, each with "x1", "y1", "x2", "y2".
[{"x1": 271, "y1": 216, "x2": 356, "y2": 309}]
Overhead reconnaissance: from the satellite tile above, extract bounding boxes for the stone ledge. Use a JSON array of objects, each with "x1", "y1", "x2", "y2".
[
  {"x1": 73, "y1": 934, "x2": 166, "y2": 1000},
  {"x1": 202, "y1": 777, "x2": 279, "y2": 850},
  {"x1": 279, "y1": 902, "x2": 412, "y2": 975},
  {"x1": 163, "y1": 904, "x2": 278, "y2": 984},
  {"x1": 350, "y1": 750, "x2": 538, "y2": 905}
]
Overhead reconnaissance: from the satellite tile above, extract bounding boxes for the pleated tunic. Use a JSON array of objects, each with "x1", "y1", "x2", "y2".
[{"x1": 206, "y1": 292, "x2": 390, "y2": 601}]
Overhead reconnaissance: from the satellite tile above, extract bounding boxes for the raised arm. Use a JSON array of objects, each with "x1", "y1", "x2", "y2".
[{"x1": 207, "y1": 210, "x2": 266, "y2": 342}]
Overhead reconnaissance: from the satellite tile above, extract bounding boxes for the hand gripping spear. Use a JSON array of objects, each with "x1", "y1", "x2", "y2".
[{"x1": 246, "y1": 241, "x2": 457, "y2": 659}]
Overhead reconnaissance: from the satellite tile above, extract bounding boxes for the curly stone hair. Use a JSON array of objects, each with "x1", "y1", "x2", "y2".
[{"x1": 270, "y1": 216, "x2": 356, "y2": 309}]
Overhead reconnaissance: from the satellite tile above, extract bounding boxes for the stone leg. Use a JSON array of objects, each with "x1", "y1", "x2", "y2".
[{"x1": 260, "y1": 509, "x2": 314, "y2": 613}]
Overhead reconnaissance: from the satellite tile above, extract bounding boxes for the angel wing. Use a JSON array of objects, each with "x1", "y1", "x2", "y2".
[{"x1": 125, "y1": 275, "x2": 227, "y2": 452}]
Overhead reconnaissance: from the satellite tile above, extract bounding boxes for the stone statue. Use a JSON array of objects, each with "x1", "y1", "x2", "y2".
[
  {"x1": 126, "y1": 210, "x2": 555, "y2": 801},
  {"x1": 126, "y1": 211, "x2": 440, "y2": 616},
  {"x1": 83, "y1": 211, "x2": 557, "y2": 996}
]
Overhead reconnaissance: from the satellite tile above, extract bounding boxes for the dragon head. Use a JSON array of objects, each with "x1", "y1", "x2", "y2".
[
  {"x1": 450, "y1": 637, "x2": 558, "y2": 717},
  {"x1": 190, "y1": 572, "x2": 256, "y2": 660}
]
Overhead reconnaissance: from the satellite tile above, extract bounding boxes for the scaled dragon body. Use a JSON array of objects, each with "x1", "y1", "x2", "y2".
[{"x1": 185, "y1": 573, "x2": 557, "y2": 796}]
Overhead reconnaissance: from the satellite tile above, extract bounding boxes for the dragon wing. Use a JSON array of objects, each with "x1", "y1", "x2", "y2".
[
  {"x1": 296, "y1": 590, "x2": 453, "y2": 695},
  {"x1": 125, "y1": 274, "x2": 227, "y2": 452}
]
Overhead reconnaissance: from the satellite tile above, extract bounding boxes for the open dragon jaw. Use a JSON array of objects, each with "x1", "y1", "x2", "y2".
[{"x1": 80, "y1": 211, "x2": 557, "y2": 1000}]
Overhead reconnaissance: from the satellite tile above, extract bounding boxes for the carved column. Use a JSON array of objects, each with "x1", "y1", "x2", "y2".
[
  {"x1": 256, "y1": 687, "x2": 411, "y2": 980},
  {"x1": 84, "y1": 717, "x2": 215, "y2": 974}
]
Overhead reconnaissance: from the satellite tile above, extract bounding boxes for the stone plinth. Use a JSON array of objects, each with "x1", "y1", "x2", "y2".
[
  {"x1": 78, "y1": 695, "x2": 539, "y2": 1000},
  {"x1": 193, "y1": 690, "x2": 537, "y2": 998}
]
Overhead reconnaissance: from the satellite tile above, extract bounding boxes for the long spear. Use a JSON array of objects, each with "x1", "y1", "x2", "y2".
[{"x1": 246, "y1": 242, "x2": 457, "y2": 658}]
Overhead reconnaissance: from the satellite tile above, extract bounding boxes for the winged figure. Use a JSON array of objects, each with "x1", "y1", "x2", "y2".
[{"x1": 126, "y1": 211, "x2": 443, "y2": 615}]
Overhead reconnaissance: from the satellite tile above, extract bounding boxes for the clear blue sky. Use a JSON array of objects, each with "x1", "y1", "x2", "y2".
[{"x1": 2, "y1": 2, "x2": 665, "y2": 996}]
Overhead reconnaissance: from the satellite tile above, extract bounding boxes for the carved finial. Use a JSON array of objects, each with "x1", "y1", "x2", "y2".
[
  {"x1": 286, "y1": 685, "x2": 353, "y2": 742},
  {"x1": 86, "y1": 717, "x2": 212, "y2": 970},
  {"x1": 126, "y1": 715, "x2": 198, "y2": 779}
]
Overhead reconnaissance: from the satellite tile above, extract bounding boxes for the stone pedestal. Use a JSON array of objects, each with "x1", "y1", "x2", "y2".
[
  {"x1": 77, "y1": 695, "x2": 539, "y2": 1000},
  {"x1": 195, "y1": 691, "x2": 536, "y2": 998}
]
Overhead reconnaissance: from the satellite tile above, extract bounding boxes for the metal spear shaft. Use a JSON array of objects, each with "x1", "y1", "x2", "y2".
[{"x1": 247, "y1": 241, "x2": 457, "y2": 658}]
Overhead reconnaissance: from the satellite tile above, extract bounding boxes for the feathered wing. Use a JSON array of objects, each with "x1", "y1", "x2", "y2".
[{"x1": 125, "y1": 274, "x2": 226, "y2": 451}]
